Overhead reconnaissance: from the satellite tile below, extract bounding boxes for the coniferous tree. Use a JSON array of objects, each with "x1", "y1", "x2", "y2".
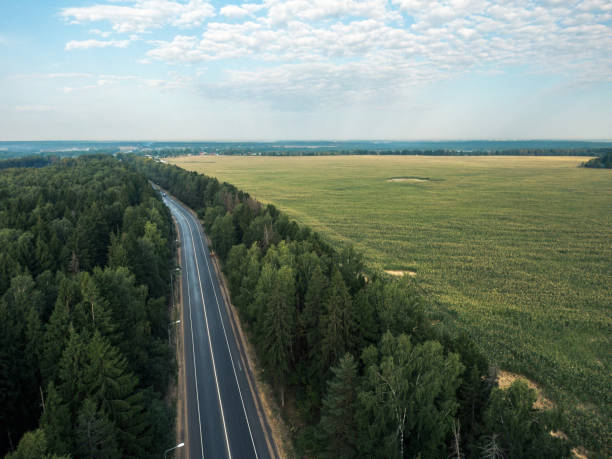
[
  {"x1": 319, "y1": 353, "x2": 358, "y2": 459},
  {"x1": 75, "y1": 398, "x2": 120, "y2": 459},
  {"x1": 40, "y1": 383, "x2": 72, "y2": 456},
  {"x1": 319, "y1": 270, "x2": 354, "y2": 372},
  {"x1": 261, "y1": 265, "x2": 296, "y2": 406}
]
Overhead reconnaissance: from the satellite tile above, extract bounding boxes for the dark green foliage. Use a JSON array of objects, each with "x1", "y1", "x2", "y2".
[
  {"x1": 481, "y1": 381, "x2": 570, "y2": 458},
  {"x1": 0, "y1": 156, "x2": 174, "y2": 457},
  {"x1": 5, "y1": 429, "x2": 68, "y2": 459},
  {"x1": 358, "y1": 333, "x2": 464, "y2": 458},
  {"x1": 318, "y1": 353, "x2": 358, "y2": 458},
  {"x1": 75, "y1": 399, "x2": 120, "y2": 459},
  {"x1": 260, "y1": 265, "x2": 296, "y2": 406},
  {"x1": 582, "y1": 151, "x2": 612, "y2": 168},
  {"x1": 319, "y1": 270, "x2": 354, "y2": 372},
  {"x1": 210, "y1": 212, "x2": 236, "y2": 261},
  {"x1": 128, "y1": 156, "x2": 573, "y2": 458}
]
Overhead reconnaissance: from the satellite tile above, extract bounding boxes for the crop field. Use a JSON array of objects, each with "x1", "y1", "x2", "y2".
[{"x1": 170, "y1": 155, "x2": 612, "y2": 451}]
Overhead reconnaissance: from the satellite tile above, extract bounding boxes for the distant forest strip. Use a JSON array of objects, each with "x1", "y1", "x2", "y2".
[
  {"x1": 151, "y1": 147, "x2": 612, "y2": 157},
  {"x1": 130, "y1": 156, "x2": 572, "y2": 458},
  {"x1": 0, "y1": 156, "x2": 175, "y2": 458},
  {"x1": 0, "y1": 156, "x2": 57, "y2": 170},
  {"x1": 582, "y1": 151, "x2": 612, "y2": 168},
  {"x1": 1, "y1": 139, "x2": 611, "y2": 160}
]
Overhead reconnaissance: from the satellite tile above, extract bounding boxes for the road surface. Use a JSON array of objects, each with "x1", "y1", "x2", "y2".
[{"x1": 162, "y1": 192, "x2": 273, "y2": 459}]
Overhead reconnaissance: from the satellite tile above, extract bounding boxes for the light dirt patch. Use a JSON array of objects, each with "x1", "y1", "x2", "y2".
[
  {"x1": 571, "y1": 446, "x2": 589, "y2": 459},
  {"x1": 386, "y1": 177, "x2": 428, "y2": 182},
  {"x1": 550, "y1": 430, "x2": 568, "y2": 440},
  {"x1": 385, "y1": 270, "x2": 417, "y2": 277},
  {"x1": 497, "y1": 370, "x2": 554, "y2": 410}
]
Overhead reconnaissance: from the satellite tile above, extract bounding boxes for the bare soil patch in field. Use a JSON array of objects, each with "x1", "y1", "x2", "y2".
[
  {"x1": 387, "y1": 176, "x2": 430, "y2": 182},
  {"x1": 385, "y1": 269, "x2": 417, "y2": 277}
]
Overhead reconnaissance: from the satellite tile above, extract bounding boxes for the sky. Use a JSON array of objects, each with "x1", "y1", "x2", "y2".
[{"x1": 0, "y1": 0, "x2": 611, "y2": 141}]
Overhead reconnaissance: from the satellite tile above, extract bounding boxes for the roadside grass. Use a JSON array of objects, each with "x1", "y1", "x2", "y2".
[{"x1": 170, "y1": 155, "x2": 612, "y2": 453}]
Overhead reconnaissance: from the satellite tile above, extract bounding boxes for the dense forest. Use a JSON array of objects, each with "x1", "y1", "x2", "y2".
[
  {"x1": 147, "y1": 147, "x2": 609, "y2": 158},
  {"x1": 130, "y1": 157, "x2": 571, "y2": 458},
  {"x1": 582, "y1": 152, "x2": 612, "y2": 168},
  {"x1": 0, "y1": 156, "x2": 175, "y2": 458}
]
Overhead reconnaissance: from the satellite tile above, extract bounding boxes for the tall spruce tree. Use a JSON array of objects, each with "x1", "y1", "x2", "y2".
[
  {"x1": 319, "y1": 270, "x2": 354, "y2": 372},
  {"x1": 261, "y1": 265, "x2": 296, "y2": 406},
  {"x1": 319, "y1": 353, "x2": 358, "y2": 459}
]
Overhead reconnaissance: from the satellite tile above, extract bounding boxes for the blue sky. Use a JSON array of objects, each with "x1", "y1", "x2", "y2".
[{"x1": 1, "y1": 0, "x2": 611, "y2": 140}]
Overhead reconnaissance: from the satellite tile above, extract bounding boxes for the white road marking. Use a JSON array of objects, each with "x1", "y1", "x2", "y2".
[
  {"x1": 193, "y1": 213, "x2": 259, "y2": 458},
  {"x1": 180, "y1": 203, "x2": 233, "y2": 459},
  {"x1": 170, "y1": 202, "x2": 206, "y2": 459}
]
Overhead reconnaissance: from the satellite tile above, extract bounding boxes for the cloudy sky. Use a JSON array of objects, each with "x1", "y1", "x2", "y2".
[{"x1": 0, "y1": 0, "x2": 611, "y2": 140}]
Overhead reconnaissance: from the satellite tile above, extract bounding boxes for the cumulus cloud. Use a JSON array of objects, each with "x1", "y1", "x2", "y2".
[
  {"x1": 62, "y1": 0, "x2": 612, "y2": 106},
  {"x1": 219, "y1": 3, "x2": 265, "y2": 18},
  {"x1": 61, "y1": 0, "x2": 215, "y2": 33},
  {"x1": 65, "y1": 39, "x2": 131, "y2": 50}
]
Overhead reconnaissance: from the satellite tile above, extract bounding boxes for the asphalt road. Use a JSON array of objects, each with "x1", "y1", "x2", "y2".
[{"x1": 162, "y1": 192, "x2": 272, "y2": 459}]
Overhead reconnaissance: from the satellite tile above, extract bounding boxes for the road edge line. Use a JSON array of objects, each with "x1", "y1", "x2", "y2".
[{"x1": 205, "y1": 234, "x2": 283, "y2": 459}]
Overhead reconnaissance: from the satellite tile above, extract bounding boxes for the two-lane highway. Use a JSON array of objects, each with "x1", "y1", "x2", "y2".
[{"x1": 162, "y1": 191, "x2": 273, "y2": 459}]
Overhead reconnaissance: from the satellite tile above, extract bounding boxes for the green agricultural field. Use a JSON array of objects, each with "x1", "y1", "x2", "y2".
[{"x1": 170, "y1": 155, "x2": 612, "y2": 452}]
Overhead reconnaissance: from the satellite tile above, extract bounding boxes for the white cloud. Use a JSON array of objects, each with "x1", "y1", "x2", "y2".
[
  {"x1": 61, "y1": 0, "x2": 612, "y2": 107},
  {"x1": 15, "y1": 105, "x2": 53, "y2": 113},
  {"x1": 65, "y1": 39, "x2": 131, "y2": 50},
  {"x1": 263, "y1": 0, "x2": 397, "y2": 25},
  {"x1": 220, "y1": 5, "x2": 251, "y2": 18},
  {"x1": 219, "y1": 3, "x2": 265, "y2": 19},
  {"x1": 61, "y1": 0, "x2": 215, "y2": 33},
  {"x1": 90, "y1": 28, "x2": 113, "y2": 37}
]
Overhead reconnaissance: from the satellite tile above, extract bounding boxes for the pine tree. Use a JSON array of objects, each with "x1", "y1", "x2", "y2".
[
  {"x1": 40, "y1": 383, "x2": 72, "y2": 456},
  {"x1": 57, "y1": 327, "x2": 88, "y2": 416},
  {"x1": 302, "y1": 264, "x2": 327, "y2": 351},
  {"x1": 319, "y1": 353, "x2": 358, "y2": 459},
  {"x1": 41, "y1": 276, "x2": 77, "y2": 384},
  {"x1": 237, "y1": 244, "x2": 261, "y2": 315},
  {"x1": 251, "y1": 262, "x2": 275, "y2": 329},
  {"x1": 83, "y1": 332, "x2": 149, "y2": 457},
  {"x1": 107, "y1": 232, "x2": 128, "y2": 268},
  {"x1": 75, "y1": 398, "x2": 120, "y2": 459},
  {"x1": 261, "y1": 265, "x2": 296, "y2": 406},
  {"x1": 319, "y1": 270, "x2": 353, "y2": 371}
]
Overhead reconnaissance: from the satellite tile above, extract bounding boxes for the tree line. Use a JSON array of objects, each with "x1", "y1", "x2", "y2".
[
  {"x1": 141, "y1": 147, "x2": 609, "y2": 158},
  {"x1": 0, "y1": 156, "x2": 175, "y2": 458},
  {"x1": 129, "y1": 157, "x2": 571, "y2": 458},
  {"x1": 582, "y1": 151, "x2": 612, "y2": 168}
]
